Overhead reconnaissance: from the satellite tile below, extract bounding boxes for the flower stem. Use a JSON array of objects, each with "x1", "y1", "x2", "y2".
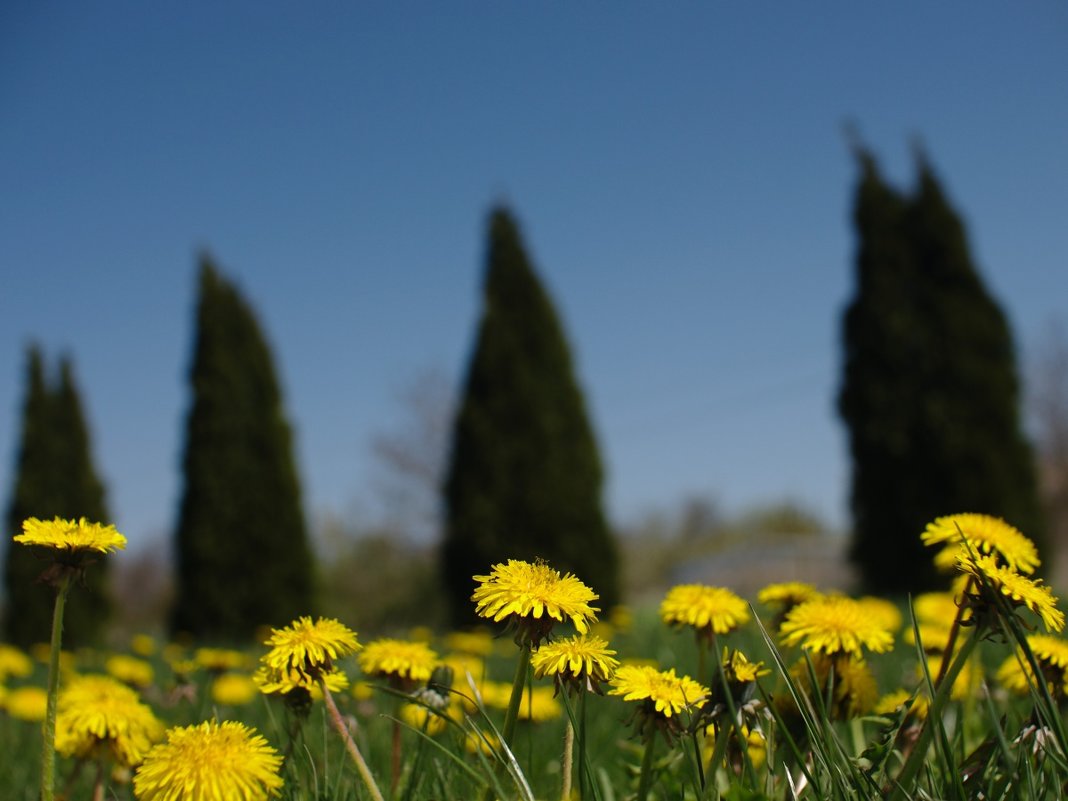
[
  {"x1": 501, "y1": 644, "x2": 532, "y2": 747},
  {"x1": 636, "y1": 732, "x2": 657, "y2": 801},
  {"x1": 318, "y1": 677, "x2": 385, "y2": 801},
  {"x1": 561, "y1": 719, "x2": 574, "y2": 801},
  {"x1": 40, "y1": 575, "x2": 70, "y2": 801},
  {"x1": 577, "y1": 687, "x2": 588, "y2": 801}
]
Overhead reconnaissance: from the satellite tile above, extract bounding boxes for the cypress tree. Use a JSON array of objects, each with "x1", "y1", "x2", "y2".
[
  {"x1": 839, "y1": 147, "x2": 1044, "y2": 594},
  {"x1": 3, "y1": 346, "x2": 112, "y2": 646},
  {"x1": 171, "y1": 255, "x2": 315, "y2": 641},
  {"x1": 442, "y1": 206, "x2": 620, "y2": 626}
]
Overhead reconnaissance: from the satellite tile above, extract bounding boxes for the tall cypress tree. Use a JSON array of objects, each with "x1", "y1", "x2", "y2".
[
  {"x1": 3, "y1": 346, "x2": 112, "y2": 646},
  {"x1": 442, "y1": 206, "x2": 620, "y2": 626},
  {"x1": 171, "y1": 256, "x2": 315, "y2": 641},
  {"x1": 839, "y1": 147, "x2": 1044, "y2": 594}
]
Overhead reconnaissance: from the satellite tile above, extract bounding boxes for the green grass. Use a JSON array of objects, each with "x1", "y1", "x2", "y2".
[{"x1": 2, "y1": 591, "x2": 1066, "y2": 800}]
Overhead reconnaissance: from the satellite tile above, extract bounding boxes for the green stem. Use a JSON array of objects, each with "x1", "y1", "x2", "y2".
[
  {"x1": 501, "y1": 644, "x2": 532, "y2": 747},
  {"x1": 319, "y1": 677, "x2": 385, "y2": 801},
  {"x1": 577, "y1": 688, "x2": 588, "y2": 801},
  {"x1": 636, "y1": 733, "x2": 657, "y2": 801},
  {"x1": 561, "y1": 719, "x2": 574, "y2": 801},
  {"x1": 40, "y1": 575, "x2": 70, "y2": 801},
  {"x1": 887, "y1": 628, "x2": 981, "y2": 801}
]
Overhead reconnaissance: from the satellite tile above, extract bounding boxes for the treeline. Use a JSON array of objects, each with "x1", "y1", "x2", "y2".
[{"x1": 1, "y1": 143, "x2": 1049, "y2": 644}]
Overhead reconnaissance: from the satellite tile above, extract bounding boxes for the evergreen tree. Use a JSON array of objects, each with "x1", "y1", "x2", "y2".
[
  {"x1": 171, "y1": 256, "x2": 315, "y2": 641},
  {"x1": 3, "y1": 346, "x2": 112, "y2": 646},
  {"x1": 839, "y1": 147, "x2": 1044, "y2": 594},
  {"x1": 442, "y1": 206, "x2": 620, "y2": 626}
]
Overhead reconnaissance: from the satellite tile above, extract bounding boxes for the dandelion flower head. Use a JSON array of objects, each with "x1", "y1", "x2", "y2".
[
  {"x1": 106, "y1": 654, "x2": 155, "y2": 688},
  {"x1": 960, "y1": 554, "x2": 1065, "y2": 632},
  {"x1": 6, "y1": 685, "x2": 47, "y2": 721},
  {"x1": 471, "y1": 559, "x2": 599, "y2": 645},
  {"x1": 791, "y1": 654, "x2": 878, "y2": 719},
  {"x1": 531, "y1": 633, "x2": 619, "y2": 692},
  {"x1": 253, "y1": 664, "x2": 350, "y2": 697},
  {"x1": 779, "y1": 595, "x2": 894, "y2": 657},
  {"x1": 660, "y1": 584, "x2": 750, "y2": 637},
  {"x1": 133, "y1": 720, "x2": 283, "y2": 801},
  {"x1": 55, "y1": 674, "x2": 163, "y2": 768},
  {"x1": 261, "y1": 616, "x2": 361, "y2": 682},
  {"x1": 609, "y1": 664, "x2": 708, "y2": 719},
  {"x1": 923, "y1": 513, "x2": 1039, "y2": 575},
  {"x1": 196, "y1": 647, "x2": 250, "y2": 672},
  {"x1": 14, "y1": 516, "x2": 126, "y2": 555},
  {"x1": 0, "y1": 644, "x2": 33, "y2": 682},
  {"x1": 858, "y1": 596, "x2": 904, "y2": 633},
  {"x1": 722, "y1": 648, "x2": 771, "y2": 684},
  {"x1": 212, "y1": 673, "x2": 259, "y2": 706},
  {"x1": 358, "y1": 638, "x2": 439, "y2": 685},
  {"x1": 997, "y1": 635, "x2": 1068, "y2": 695},
  {"x1": 757, "y1": 581, "x2": 821, "y2": 609}
]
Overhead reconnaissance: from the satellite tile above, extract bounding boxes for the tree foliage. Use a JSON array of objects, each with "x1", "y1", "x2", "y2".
[
  {"x1": 839, "y1": 146, "x2": 1044, "y2": 594},
  {"x1": 3, "y1": 346, "x2": 112, "y2": 646},
  {"x1": 170, "y1": 256, "x2": 315, "y2": 640},
  {"x1": 442, "y1": 207, "x2": 620, "y2": 626}
]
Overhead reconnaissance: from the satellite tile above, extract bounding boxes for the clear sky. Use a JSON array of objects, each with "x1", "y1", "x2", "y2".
[{"x1": 2, "y1": 3, "x2": 1066, "y2": 551}]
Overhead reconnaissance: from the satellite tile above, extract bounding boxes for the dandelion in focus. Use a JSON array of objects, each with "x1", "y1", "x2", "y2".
[
  {"x1": 133, "y1": 720, "x2": 283, "y2": 801},
  {"x1": 13, "y1": 516, "x2": 126, "y2": 801}
]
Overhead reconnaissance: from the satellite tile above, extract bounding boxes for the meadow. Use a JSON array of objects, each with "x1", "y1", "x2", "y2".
[{"x1": 3, "y1": 514, "x2": 1068, "y2": 801}]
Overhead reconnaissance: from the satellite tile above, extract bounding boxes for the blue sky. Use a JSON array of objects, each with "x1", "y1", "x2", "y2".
[{"x1": 2, "y1": 3, "x2": 1066, "y2": 550}]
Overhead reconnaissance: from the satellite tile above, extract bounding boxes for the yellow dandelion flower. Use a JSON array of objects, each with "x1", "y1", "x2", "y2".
[
  {"x1": 779, "y1": 595, "x2": 894, "y2": 657},
  {"x1": 253, "y1": 664, "x2": 350, "y2": 697},
  {"x1": 660, "y1": 584, "x2": 750, "y2": 637},
  {"x1": 530, "y1": 634, "x2": 619, "y2": 691},
  {"x1": 196, "y1": 647, "x2": 250, "y2": 672},
  {"x1": 874, "y1": 688, "x2": 928, "y2": 719},
  {"x1": 923, "y1": 513, "x2": 1039, "y2": 574},
  {"x1": 6, "y1": 685, "x2": 48, "y2": 721},
  {"x1": 358, "y1": 638, "x2": 439, "y2": 685},
  {"x1": 349, "y1": 680, "x2": 374, "y2": 702},
  {"x1": 722, "y1": 648, "x2": 771, "y2": 684},
  {"x1": 463, "y1": 730, "x2": 500, "y2": 756},
  {"x1": 106, "y1": 654, "x2": 155, "y2": 688},
  {"x1": 905, "y1": 621, "x2": 957, "y2": 653},
  {"x1": 472, "y1": 560, "x2": 599, "y2": 646},
  {"x1": 922, "y1": 654, "x2": 981, "y2": 701},
  {"x1": 960, "y1": 554, "x2": 1065, "y2": 632},
  {"x1": 130, "y1": 634, "x2": 157, "y2": 657},
  {"x1": 442, "y1": 653, "x2": 485, "y2": 687},
  {"x1": 261, "y1": 616, "x2": 361, "y2": 683},
  {"x1": 475, "y1": 681, "x2": 561, "y2": 721},
  {"x1": 14, "y1": 516, "x2": 127, "y2": 554},
  {"x1": 400, "y1": 702, "x2": 449, "y2": 735},
  {"x1": 443, "y1": 630, "x2": 495, "y2": 657},
  {"x1": 518, "y1": 685, "x2": 562, "y2": 721},
  {"x1": 858, "y1": 596, "x2": 904, "y2": 633},
  {"x1": 996, "y1": 635, "x2": 1068, "y2": 696},
  {"x1": 791, "y1": 654, "x2": 878, "y2": 719},
  {"x1": 212, "y1": 673, "x2": 259, "y2": 706},
  {"x1": 757, "y1": 581, "x2": 821, "y2": 608},
  {"x1": 913, "y1": 592, "x2": 962, "y2": 623},
  {"x1": 0, "y1": 644, "x2": 34, "y2": 682},
  {"x1": 55, "y1": 674, "x2": 163, "y2": 768},
  {"x1": 608, "y1": 665, "x2": 708, "y2": 719},
  {"x1": 133, "y1": 720, "x2": 283, "y2": 801}
]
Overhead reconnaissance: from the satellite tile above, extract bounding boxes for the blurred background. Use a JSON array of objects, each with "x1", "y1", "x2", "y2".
[{"x1": 2, "y1": 3, "x2": 1066, "y2": 638}]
